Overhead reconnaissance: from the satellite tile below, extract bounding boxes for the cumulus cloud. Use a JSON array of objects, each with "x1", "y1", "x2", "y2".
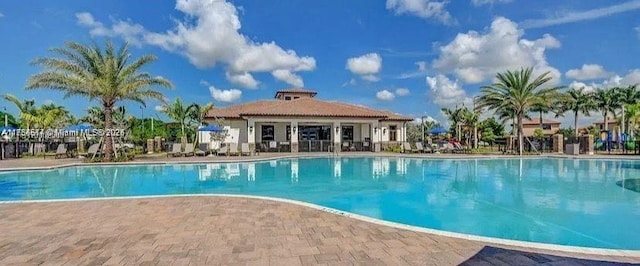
[
  {"x1": 385, "y1": 0, "x2": 453, "y2": 25},
  {"x1": 76, "y1": 0, "x2": 315, "y2": 88},
  {"x1": 426, "y1": 74, "x2": 472, "y2": 107},
  {"x1": 376, "y1": 90, "x2": 396, "y2": 101},
  {"x1": 565, "y1": 64, "x2": 613, "y2": 80},
  {"x1": 271, "y1": 69, "x2": 304, "y2": 87},
  {"x1": 210, "y1": 86, "x2": 242, "y2": 103},
  {"x1": 225, "y1": 72, "x2": 259, "y2": 89},
  {"x1": 346, "y1": 53, "x2": 382, "y2": 82},
  {"x1": 568, "y1": 81, "x2": 596, "y2": 93},
  {"x1": 432, "y1": 17, "x2": 562, "y2": 85},
  {"x1": 155, "y1": 105, "x2": 166, "y2": 112},
  {"x1": 471, "y1": 0, "x2": 511, "y2": 6},
  {"x1": 412, "y1": 115, "x2": 438, "y2": 124},
  {"x1": 395, "y1": 88, "x2": 410, "y2": 96},
  {"x1": 601, "y1": 69, "x2": 640, "y2": 88}
]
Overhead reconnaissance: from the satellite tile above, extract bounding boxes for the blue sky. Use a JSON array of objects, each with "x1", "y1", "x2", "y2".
[{"x1": 0, "y1": 0, "x2": 639, "y2": 126}]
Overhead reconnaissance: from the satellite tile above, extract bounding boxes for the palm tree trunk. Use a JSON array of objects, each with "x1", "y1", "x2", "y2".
[
  {"x1": 517, "y1": 112, "x2": 524, "y2": 156},
  {"x1": 103, "y1": 105, "x2": 114, "y2": 162},
  {"x1": 574, "y1": 111, "x2": 579, "y2": 136},
  {"x1": 539, "y1": 111, "x2": 543, "y2": 130},
  {"x1": 604, "y1": 110, "x2": 608, "y2": 131}
]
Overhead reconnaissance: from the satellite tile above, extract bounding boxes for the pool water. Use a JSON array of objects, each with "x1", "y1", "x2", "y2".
[{"x1": 1, "y1": 157, "x2": 639, "y2": 250}]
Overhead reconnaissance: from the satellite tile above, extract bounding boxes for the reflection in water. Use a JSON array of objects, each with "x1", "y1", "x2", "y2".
[{"x1": 1, "y1": 158, "x2": 640, "y2": 249}]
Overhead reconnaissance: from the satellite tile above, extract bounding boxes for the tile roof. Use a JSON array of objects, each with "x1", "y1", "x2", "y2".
[
  {"x1": 206, "y1": 97, "x2": 413, "y2": 121},
  {"x1": 274, "y1": 88, "x2": 317, "y2": 98}
]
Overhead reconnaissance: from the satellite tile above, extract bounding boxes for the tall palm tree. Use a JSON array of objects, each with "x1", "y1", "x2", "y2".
[
  {"x1": 559, "y1": 87, "x2": 595, "y2": 136},
  {"x1": 477, "y1": 68, "x2": 561, "y2": 155},
  {"x1": 593, "y1": 88, "x2": 615, "y2": 131},
  {"x1": 619, "y1": 85, "x2": 639, "y2": 134},
  {"x1": 161, "y1": 97, "x2": 197, "y2": 140},
  {"x1": 26, "y1": 40, "x2": 172, "y2": 161},
  {"x1": 2, "y1": 94, "x2": 37, "y2": 129},
  {"x1": 441, "y1": 107, "x2": 465, "y2": 140},
  {"x1": 460, "y1": 108, "x2": 479, "y2": 145}
]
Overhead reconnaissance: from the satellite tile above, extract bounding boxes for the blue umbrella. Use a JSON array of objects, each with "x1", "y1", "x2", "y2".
[
  {"x1": 0, "y1": 126, "x2": 16, "y2": 132},
  {"x1": 198, "y1": 125, "x2": 226, "y2": 132},
  {"x1": 65, "y1": 124, "x2": 94, "y2": 131},
  {"x1": 429, "y1": 126, "x2": 448, "y2": 135}
]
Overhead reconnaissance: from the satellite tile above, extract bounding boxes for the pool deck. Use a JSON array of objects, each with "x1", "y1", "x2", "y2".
[{"x1": 1, "y1": 153, "x2": 640, "y2": 265}]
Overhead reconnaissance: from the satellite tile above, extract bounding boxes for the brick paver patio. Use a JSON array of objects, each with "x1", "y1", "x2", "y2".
[{"x1": 1, "y1": 197, "x2": 638, "y2": 265}]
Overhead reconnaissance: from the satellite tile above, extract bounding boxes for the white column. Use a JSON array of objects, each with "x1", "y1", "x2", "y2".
[
  {"x1": 290, "y1": 121, "x2": 298, "y2": 144},
  {"x1": 333, "y1": 122, "x2": 341, "y2": 152}
]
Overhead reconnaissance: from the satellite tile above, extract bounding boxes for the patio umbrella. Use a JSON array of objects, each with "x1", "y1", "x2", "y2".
[
  {"x1": 198, "y1": 125, "x2": 226, "y2": 132},
  {"x1": 65, "y1": 124, "x2": 94, "y2": 131},
  {"x1": 429, "y1": 126, "x2": 448, "y2": 135}
]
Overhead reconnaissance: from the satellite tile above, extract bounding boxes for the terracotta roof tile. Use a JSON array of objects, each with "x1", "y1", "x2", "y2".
[
  {"x1": 275, "y1": 88, "x2": 317, "y2": 94},
  {"x1": 521, "y1": 118, "x2": 561, "y2": 125},
  {"x1": 206, "y1": 98, "x2": 413, "y2": 121}
]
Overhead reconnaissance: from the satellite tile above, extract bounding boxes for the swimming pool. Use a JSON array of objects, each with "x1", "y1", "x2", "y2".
[{"x1": 1, "y1": 157, "x2": 639, "y2": 250}]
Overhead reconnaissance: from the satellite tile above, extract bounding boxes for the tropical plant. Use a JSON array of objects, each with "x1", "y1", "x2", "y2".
[
  {"x1": 2, "y1": 94, "x2": 37, "y2": 129},
  {"x1": 477, "y1": 68, "x2": 562, "y2": 155},
  {"x1": 558, "y1": 87, "x2": 595, "y2": 136},
  {"x1": 0, "y1": 110, "x2": 19, "y2": 128},
  {"x1": 556, "y1": 127, "x2": 576, "y2": 138},
  {"x1": 592, "y1": 88, "x2": 615, "y2": 131},
  {"x1": 160, "y1": 97, "x2": 197, "y2": 140},
  {"x1": 26, "y1": 40, "x2": 172, "y2": 161},
  {"x1": 441, "y1": 107, "x2": 465, "y2": 140}
]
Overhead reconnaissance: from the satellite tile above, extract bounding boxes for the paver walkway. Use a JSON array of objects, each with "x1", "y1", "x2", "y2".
[{"x1": 0, "y1": 197, "x2": 638, "y2": 265}]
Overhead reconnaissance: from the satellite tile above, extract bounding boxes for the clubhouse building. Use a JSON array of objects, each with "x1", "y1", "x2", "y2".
[{"x1": 203, "y1": 88, "x2": 413, "y2": 153}]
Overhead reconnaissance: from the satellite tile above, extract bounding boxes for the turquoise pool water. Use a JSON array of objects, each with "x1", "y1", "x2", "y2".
[{"x1": 1, "y1": 157, "x2": 639, "y2": 250}]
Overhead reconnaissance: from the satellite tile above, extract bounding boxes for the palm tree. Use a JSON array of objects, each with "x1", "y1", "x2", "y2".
[
  {"x1": 460, "y1": 108, "x2": 479, "y2": 146},
  {"x1": 593, "y1": 88, "x2": 615, "y2": 131},
  {"x1": 26, "y1": 40, "x2": 172, "y2": 161},
  {"x1": 161, "y1": 97, "x2": 197, "y2": 141},
  {"x1": 559, "y1": 87, "x2": 595, "y2": 136},
  {"x1": 477, "y1": 68, "x2": 561, "y2": 155},
  {"x1": 618, "y1": 85, "x2": 639, "y2": 134},
  {"x1": 2, "y1": 94, "x2": 37, "y2": 129},
  {"x1": 441, "y1": 107, "x2": 465, "y2": 140}
]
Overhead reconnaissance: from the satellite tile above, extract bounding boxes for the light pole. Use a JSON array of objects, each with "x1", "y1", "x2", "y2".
[
  {"x1": 3, "y1": 106, "x2": 7, "y2": 127},
  {"x1": 140, "y1": 105, "x2": 145, "y2": 137}
]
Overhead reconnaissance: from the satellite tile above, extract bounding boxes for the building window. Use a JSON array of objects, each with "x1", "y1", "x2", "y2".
[
  {"x1": 293, "y1": 96, "x2": 299, "y2": 99},
  {"x1": 389, "y1": 125, "x2": 397, "y2": 141},
  {"x1": 542, "y1": 124, "x2": 551, "y2": 130},
  {"x1": 285, "y1": 96, "x2": 291, "y2": 100},
  {"x1": 342, "y1": 126, "x2": 353, "y2": 141},
  {"x1": 261, "y1": 125, "x2": 274, "y2": 141}
]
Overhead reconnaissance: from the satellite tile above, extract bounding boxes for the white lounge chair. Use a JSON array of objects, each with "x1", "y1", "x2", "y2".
[
  {"x1": 183, "y1": 143, "x2": 195, "y2": 157},
  {"x1": 229, "y1": 143, "x2": 239, "y2": 156},
  {"x1": 195, "y1": 143, "x2": 209, "y2": 156},
  {"x1": 414, "y1": 142, "x2": 425, "y2": 153},
  {"x1": 241, "y1": 143, "x2": 251, "y2": 156},
  {"x1": 168, "y1": 143, "x2": 182, "y2": 157},
  {"x1": 86, "y1": 143, "x2": 101, "y2": 157},
  {"x1": 54, "y1": 144, "x2": 67, "y2": 159},
  {"x1": 402, "y1": 142, "x2": 415, "y2": 153},
  {"x1": 268, "y1": 141, "x2": 277, "y2": 152},
  {"x1": 217, "y1": 144, "x2": 229, "y2": 156}
]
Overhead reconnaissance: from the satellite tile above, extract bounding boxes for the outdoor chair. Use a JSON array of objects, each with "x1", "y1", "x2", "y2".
[
  {"x1": 402, "y1": 142, "x2": 414, "y2": 153},
  {"x1": 229, "y1": 143, "x2": 239, "y2": 156},
  {"x1": 414, "y1": 142, "x2": 426, "y2": 153},
  {"x1": 268, "y1": 141, "x2": 277, "y2": 152},
  {"x1": 342, "y1": 142, "x2": 350, "y2": 151},
  {"x1": 168, "y1": 143, "x2": 182, "y2": 157},
  {"x1": 363, "y1": 141, "x2": 370, "y2": 151},
  {"x1": 218, "y1": 144, "x2": 229, "y2": 156},
  {"x1": 183, "y1": 143, "x2": 195, "y2": 157},
  {"x1": 54, "y1": 144, "x2": 68, "y2": 159},
  {"x1": 86, "y1": 143, "x2": 101, "y2": 158},
  {"x1": 241, "y1": 143, "x2": 251, "y2": 156},
  {"x1": 195, "y1": 143, "x2": 209, "y2": 156}
]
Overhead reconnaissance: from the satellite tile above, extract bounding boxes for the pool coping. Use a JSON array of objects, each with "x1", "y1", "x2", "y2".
[
  {"x1": 2, "y1": 194, "x2": 639, "y2": 259},
  {"x1": 2, "y1": 154, "x2": 640, "y2": 258}
]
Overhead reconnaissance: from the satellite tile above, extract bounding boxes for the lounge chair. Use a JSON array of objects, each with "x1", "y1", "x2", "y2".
[
  {"x1": 195, "y1": 143, "x2": 209, "y2": 156},
  {"x1": 218, "y1": 144, "x2": 229, "y2": 156},
  {"x1": 268, "y1": 141, "x2": 277, "y2": 152},
  {"x1": 241, "y1": 143, "x2": 251, "y2": 156},
  {"x1": 86, "y1": 143, "x2": 101, "y2": 157},
  {"x1": 183, "y1": 143, "x2": 195, "y2": 157},
  {"x1": 415, "y1": 142, "x2": 427, "y2": 153},
  {"x1": 229, "y1": 143, "x2": 239, "y2": 156},
  {"x1": 402, "y1": 142, "x2": 415, "y2": 153},
  {"x1": 167, "y1": 143, "x2": 182, "y2": 157},
  {"x1": 54, "y1": 144, "x2": 68, "y2": 159},
  {"x1": 342, "y1": 142, "x2": 350, "y2": 152}
]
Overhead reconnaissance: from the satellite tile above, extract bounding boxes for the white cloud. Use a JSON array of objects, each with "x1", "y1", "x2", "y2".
[
  {"x1": 199, "y1": 80, "x2": 210, "y2": 86},
  {"x1": 43, "y1": 99, "x2": 54, "y2": 105},
  {"x1": 385, "y1": 0, "x2": 453, "y2": 25},
  {"x1": 426, "y1": 74, "x2": 472, "y2": 107},
  {"x1": 225, "y1": 72, "x2": 259, "y2": 89},
  {"x1": 397, "y1": 61, "x2": 430, "y2": 79},
  {"x1": 602, "y1": 69, "x2": 640, "y2": 88},
  {"x1": 636, "y1": 26, "x2": 640, "y2": 39},
  {"x1": 565, "y1": 64, "x2": 613, "y2": 80},
  {"x1": 361, "y1": 75, "x2": 381, "y2": 82},
  {"x1": 568, "y1": 81, "x2": 596, "y2": 93},
  {"x1": 210, "y1": 86, "x2": 242, "y2": 103},
  {"x1": 432, "y1": 17, "x2": 561, "y2": 85},
  {"x1": 412, "y1": 116, "x2": 438, "y2": 124},
  {"x1": 341, "y1": 78, "x2": 357, "y2": 87},
  {"x1": 346, "y1": 53, "x2": 382, "y2": 82},
  {"x1": 376, "y1": 90, "x2": 396, "y2": 101},
  {"x1": 346, "y1": 53, "x2": 382, "y2": 75},
  {"x1": 271, "y1": 69, "x2": 304, "y2": 87},
  {"x1": 76, "y1": 0, "x2": 315, "y2": 86},
  {"x1": 154, "y1": 105, "x2": 166, "y2": 112},
  {"x1": 471, "y1": 0, "x2": 511, "y2": 6},
  {"x1": 520, "y1": 1, "x2": 640, "y2": 29},
  {"x1": 395, "y1": 88, "x2": 410, "y2": 96}
]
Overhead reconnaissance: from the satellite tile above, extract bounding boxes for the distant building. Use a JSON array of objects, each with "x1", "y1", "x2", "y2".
[{"x1": 518, "y1": 118, "x2": 561, "y2": 136}]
